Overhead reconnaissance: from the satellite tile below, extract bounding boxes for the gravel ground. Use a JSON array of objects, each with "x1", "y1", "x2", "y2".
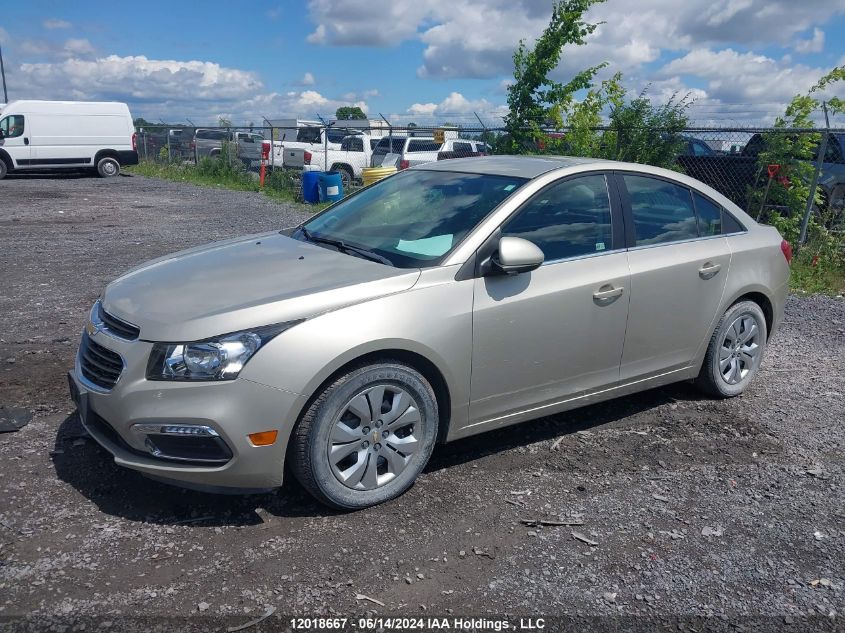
[{"x1": 0, "y1": 173, "x2": 844, "y2": 632}]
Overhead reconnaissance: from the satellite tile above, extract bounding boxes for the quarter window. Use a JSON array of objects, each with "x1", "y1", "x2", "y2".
[
  {"x1": 694, "y1": 193, "x2": 722, "y2": 236},
  {"x1": 623, "y1": 175, "x2": 698, "y2": 246},
  {"x1": 503, "y1": 174, "x2": 613, "y2": 261},
  {"x1": 0, "y1": 115, "x2": 23, "y2": 138}
]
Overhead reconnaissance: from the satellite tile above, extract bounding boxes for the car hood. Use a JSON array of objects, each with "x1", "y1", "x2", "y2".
[{"x1": 101, "y1": 231, "x2": 420, "y2": 341}]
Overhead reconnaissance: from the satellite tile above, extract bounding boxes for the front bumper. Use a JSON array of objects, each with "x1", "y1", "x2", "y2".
[{"x1": 68, "y1": 328, "x2": 307, "y2": 493}]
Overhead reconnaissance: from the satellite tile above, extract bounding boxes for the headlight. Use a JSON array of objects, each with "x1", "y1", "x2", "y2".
[{"x1": 146, "y1": 322, "x2": 300, "y2": 381}]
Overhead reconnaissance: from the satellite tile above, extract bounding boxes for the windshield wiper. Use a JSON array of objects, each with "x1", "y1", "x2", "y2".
[{"x1": 299, "y1": 227, "x2": 394, "y2": 267}]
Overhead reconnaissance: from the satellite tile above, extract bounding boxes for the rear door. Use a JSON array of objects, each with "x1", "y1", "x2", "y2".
[
  {"x1": 615, "y1": 172, "x2": 731, "y2": 381},
  {"x1": 0, "y1": 113, "x2": 31, "y2": 167},
  {"x1": 470, "y1": 173, "x2": 630, "y2": 425}
]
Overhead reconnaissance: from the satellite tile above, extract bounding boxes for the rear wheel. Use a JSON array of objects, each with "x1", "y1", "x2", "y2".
[
  {"x1": 97, "y1": 157, "x2": 120, "y2": 178},
  {"x1": 290, "y1": 362, "x2": 439, "y2": 510},
  {"x1": 695, "y1": 300, "x2": 767, "y2": 398},
  {"x1": 333, "y1": 165, "x2": 354, "y2": 191}
]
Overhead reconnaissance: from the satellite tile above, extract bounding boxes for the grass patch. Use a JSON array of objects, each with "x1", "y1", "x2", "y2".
[
  {"x1": 127, "y1": 159, "x2": 325, "y2": 208},
  {"x1": 790, "y1": 252, "x2": 845, "y2": 295}
]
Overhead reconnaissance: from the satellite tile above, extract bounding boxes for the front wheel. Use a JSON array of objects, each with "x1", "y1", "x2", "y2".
[
  {"x1": 290, "y1": 362, "x2": 439, "y2": 510},
  {"x1": 0, "y1": 159, "x2": 7, "y2": 180},
  {"x1": 695, "y1": 300, "x2": 767, "y2": 398},
  {"x1": 97, "y1": 157, "x2": 120, "y2": 178}
]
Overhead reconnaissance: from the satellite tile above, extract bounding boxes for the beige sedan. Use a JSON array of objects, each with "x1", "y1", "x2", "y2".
[{"x1": 69, "y1": 156, "x2": 790, "y2": 509}]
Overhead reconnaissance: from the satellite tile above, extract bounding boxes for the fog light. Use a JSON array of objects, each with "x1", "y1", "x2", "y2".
[{"x1": 248, "y1": 430, "x2": 278, "y2": 446}]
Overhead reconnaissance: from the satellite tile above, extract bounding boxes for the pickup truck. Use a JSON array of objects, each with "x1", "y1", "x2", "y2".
[
  {"x1": 192, "y1": 129, "x2": 265, "y2": 167},
  {"x1": 677, "y1": 133, "x2": 845, "y2": 223},
  {"x1": 282, "y1": 135, "x2": 379, "y2": 188}
]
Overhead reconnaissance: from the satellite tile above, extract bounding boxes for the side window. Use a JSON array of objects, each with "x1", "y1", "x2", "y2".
[
  {"x1": 623, "y1": 174, "x2": 698, "y2": 246},
  {"x1": 502, "y1": 174, "x2": 613, "y2": 261},
  {"x1": 694, "y1": 192, "x2": 722, "y2": 236},
  {"x1": 296, "y1": 127, "x2": 321, "y2": 143},
  {"x1": 340, "y1": 136, "x2": 363, "y2": 152},
  {"x1": 407, "y1": 140, "x2": 441, "y2": 152},
  {"x1": 453, "y1": 141, "x2": 473, "y2": 152},
  {"x1": 692, "y1": 140, "x2": 712, "y2": 156},
  {"x1": 825, "y1": 137, "x2": 844, "y2": 164},
  {"x1": 0, "y1": 115, "x2": 24, "y2": 138}
]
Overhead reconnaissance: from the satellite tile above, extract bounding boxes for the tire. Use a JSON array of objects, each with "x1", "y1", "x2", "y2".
[
  {"x1": 0, "y1": 159, "x2": 7, "y2": 180},
  {"x1": 290, "y1": 361, "x2": 439, "y2": 510},
  {"x1": 96, "y1": 157, "x2": 120, "y2": 178},
  {"x1": 695, "y1": 300, "x2": 767, "y2": 398},
  {"x1": 333, "y1": 165, "x2": 354, "y2": 191}
]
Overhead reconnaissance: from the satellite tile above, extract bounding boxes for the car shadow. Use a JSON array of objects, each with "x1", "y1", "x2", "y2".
[{"x1": 52, "y1": 381, "x2": 702, "y2": 525}]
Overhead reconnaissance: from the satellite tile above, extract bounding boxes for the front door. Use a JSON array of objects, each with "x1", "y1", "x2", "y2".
[
  {"x1": 0, "y1": 114, "x2": 31, "y2": 167},
  {"x1": 469, "y1": 173, "x2": 630, "y2": 427}
]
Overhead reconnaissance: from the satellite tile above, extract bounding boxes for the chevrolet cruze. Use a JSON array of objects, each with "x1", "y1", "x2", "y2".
[{"x1": 68, "y1": 156, "x2": 790, "y2": 509}]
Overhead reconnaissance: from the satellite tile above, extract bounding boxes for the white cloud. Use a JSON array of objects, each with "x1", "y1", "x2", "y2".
[
  {"x1": 63, "y1": 38, "x2": 96, "y2": 58},
  {"x1": 794, "y1": 28, "x2": 825, "y2": 54},
  {"x1": 306, "y1": 0, "x2": 845, "y2": 81},
  {"x1": 406, "y1": 91, "x2": 507, "y2": 121},
  {"x1": 43, "y1": 18, "x2": 72, "y2": 29},
  {"x1": 299, "y1": 71, "x2": 316, "y2": 86},
  {"x1": 659, "y1": 48, "x2": 827, "y2": 102}
]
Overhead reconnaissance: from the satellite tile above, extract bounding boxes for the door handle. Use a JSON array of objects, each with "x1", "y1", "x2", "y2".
[
  {"x1": 593, "y1": 284, "x2": 624, "y2": 302},
  {"x1": 698, "y1": 262, "x2": 722, "y2": 279},
  {"x1": 24, "y1": 138, "x2": 29, "y2": 145}
]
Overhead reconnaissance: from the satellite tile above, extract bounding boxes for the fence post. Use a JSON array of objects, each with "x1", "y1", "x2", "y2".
[{"x1": 798, "y1": 101, "x2": 830, "y2": 248}]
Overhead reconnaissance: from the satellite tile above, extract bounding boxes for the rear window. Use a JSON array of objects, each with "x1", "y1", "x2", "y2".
[
  {"x1": 453, "y1": 142, "x2": 473, "y2": 152},
  {"x1": 374, "y1": 137, "x2": 406, "y2": 153},
  {"x1": 407, "y1": 139, "x2": 442, "y2": 152},
  {"x1": 196, "y1": 129, "x2": 228, "y2": 140},
  {"x1": 296, "y1": 127, "x2": 321, "y2": 143}
]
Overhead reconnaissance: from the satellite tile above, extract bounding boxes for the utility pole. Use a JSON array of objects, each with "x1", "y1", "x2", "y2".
[{"x1": 0, "y1": 42, "x2": 8, "y2": 103}]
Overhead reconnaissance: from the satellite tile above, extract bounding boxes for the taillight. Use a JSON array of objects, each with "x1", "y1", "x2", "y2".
[
  {"x1": 132, "y1": 132, "x2": 137, "y2": 151},
  {"x1": 780, "y1": 239, "x2": 793, "y2": 265},
  {"x1": 399, "y1": 159, "x2": 410, "y2": 170},
  {"x1": 190, "y1": 141, "x2": 196, "y2": 150},
  {"x1": 304, "y1": 150, "x2": 312, "y2": 165}
]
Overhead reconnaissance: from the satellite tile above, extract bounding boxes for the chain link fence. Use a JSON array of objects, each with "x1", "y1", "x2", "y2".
[{"x1": 133, "y1": 121, "x2": 845, "y2": 234}]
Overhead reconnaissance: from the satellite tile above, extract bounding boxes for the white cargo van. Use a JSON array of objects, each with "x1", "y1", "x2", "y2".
[{"x1": 0, "y1": 100, "x2": 138, "y2": 179}]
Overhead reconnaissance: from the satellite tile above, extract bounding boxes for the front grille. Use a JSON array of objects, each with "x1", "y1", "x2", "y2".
[
  {"x1": 98, "y1": 303, "x2": 140, "y2": 340},
  {"x1": 79, "y1": 332, "x2": 124, "y2": 390}
]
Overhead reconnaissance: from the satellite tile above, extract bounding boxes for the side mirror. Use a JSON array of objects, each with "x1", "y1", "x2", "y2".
[
  {"x1": 489, "y1": 236, "x2": 544, "y2": 275},
  {"x1": 0, "y1": 130, "x2": 4, "y2": 140}
]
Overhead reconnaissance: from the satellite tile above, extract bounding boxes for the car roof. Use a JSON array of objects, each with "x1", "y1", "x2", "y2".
[{"x1": 415, "y1": 155, "x2": 608, "y2": 178}]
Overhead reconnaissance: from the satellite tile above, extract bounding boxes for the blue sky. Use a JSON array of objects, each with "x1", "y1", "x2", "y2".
[{"x1": 1, "y1": 0, "x2": 844, "y2": 126}]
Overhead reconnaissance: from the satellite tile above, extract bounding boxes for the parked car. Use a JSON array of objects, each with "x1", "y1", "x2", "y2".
[
  {"x1": 437, "y1": 139, "x2": 489, "y2": 161},
  {"x1": 300, "y1": 134, "x2": 378, "y2": 188},
  {"x1": 0, "y1": 100, "x2": 138, "y2": 179},
  {"x1": 192, "y1": 129, "x2": 264, "y2": 167},
  {"x1": 677, "y1": 133, "x2": 845, "y2": 225},
  {"x1": 68, "y1": 156, "x2": 790, "y2": 509}
]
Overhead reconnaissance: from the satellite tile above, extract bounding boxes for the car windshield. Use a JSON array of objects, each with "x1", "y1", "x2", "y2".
[{"x1": 297, "y1": 169, "x2": 527, "y2": 268}]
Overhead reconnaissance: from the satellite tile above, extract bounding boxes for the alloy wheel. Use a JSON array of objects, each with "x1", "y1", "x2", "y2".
[
  {"x1": 328, "y1": 384, "x2": 422, "y2": 490},
  {"x1": 718, "y1": 313, "x2": 761, "y2": 385}
]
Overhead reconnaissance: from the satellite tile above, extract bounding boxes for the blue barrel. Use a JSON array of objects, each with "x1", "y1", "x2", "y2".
[
  {"x1": 302, "y1": 171, "x2": 321, "y2": 204},
  {"x1": 318, "y1": 171, "x2": 344, "y2": 203}
]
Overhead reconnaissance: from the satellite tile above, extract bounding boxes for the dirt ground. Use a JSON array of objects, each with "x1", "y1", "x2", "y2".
[{"x1": 1, "y1": 172, "x2": 843, "y2": 632}]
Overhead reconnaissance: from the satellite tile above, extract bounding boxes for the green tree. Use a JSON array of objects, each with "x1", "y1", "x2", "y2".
[
  {"x1": 604, "y1": 89, "x2": 691, "y2": 169},
  {"x1": 335, "y1": 106, "x2": 366, "y2": 120},
  {"x1": 504, "y1": 0, "x2": 607, "y2": 152}
]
